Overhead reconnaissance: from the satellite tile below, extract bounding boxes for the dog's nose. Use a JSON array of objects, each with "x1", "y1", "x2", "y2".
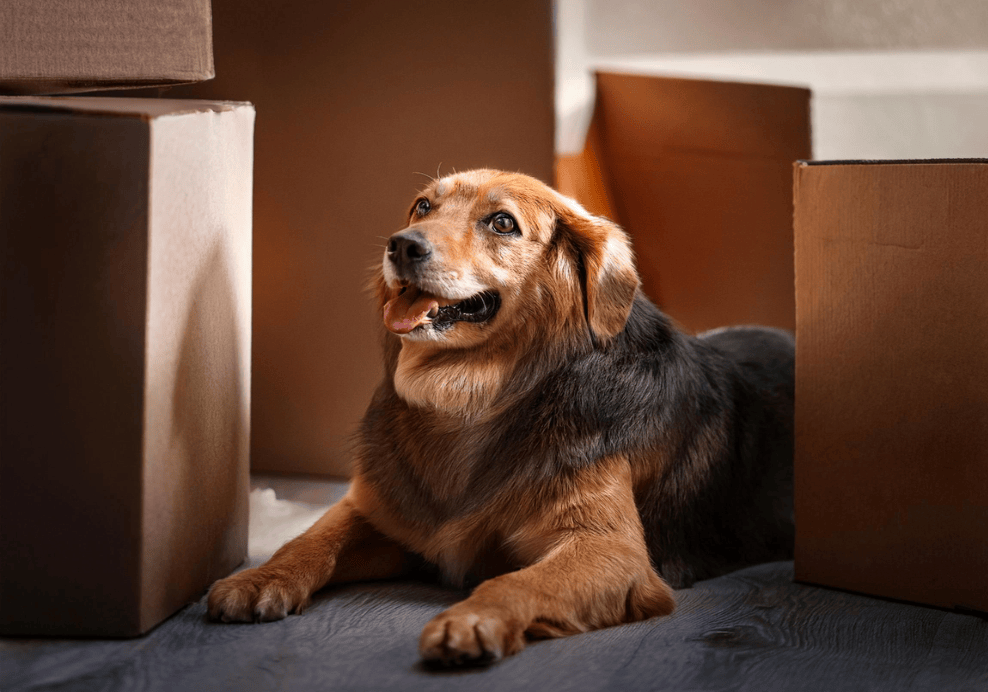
[{"x1": 387, "y1": 231, "x2": 433, "y2": 270}]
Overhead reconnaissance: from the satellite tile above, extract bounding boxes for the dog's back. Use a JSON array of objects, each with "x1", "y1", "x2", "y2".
[
  {"x1": 698, "y1": 325, "x2": 795, "y2": 401},
  {"x1": 698, "y1": 325, "x2": 795, "y2": 546},
  {"x1": 622, "y1": 304, "x2": 796, "y2": 588}
]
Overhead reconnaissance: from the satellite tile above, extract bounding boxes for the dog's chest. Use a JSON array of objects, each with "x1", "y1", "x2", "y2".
[
  {"x1": 367, "y1": 488, "x2": 519, "y2": 585},
  {"x1": 420, "y1": 519, "x2": 518, "y2": 585},
  {"x1": 360, "y1": 386, "x2": 546, "y2": 583},
  {"x1": 393, "y1": 348, "x2": 507, "y2": 415},
  {"x1": 362, "y1": 452, "x2": 527, "y2": 585}
]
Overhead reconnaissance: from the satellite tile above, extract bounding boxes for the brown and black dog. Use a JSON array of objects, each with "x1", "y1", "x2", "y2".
[{"x1": 208, "y1": 169, "x2": 795, "y2": 665}]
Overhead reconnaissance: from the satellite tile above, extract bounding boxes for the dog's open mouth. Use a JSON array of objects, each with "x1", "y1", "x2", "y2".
[{"x1": 383, "y1": 286, "x2": 501, "y2": 335}]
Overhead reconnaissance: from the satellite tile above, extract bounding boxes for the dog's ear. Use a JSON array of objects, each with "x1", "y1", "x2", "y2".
[{"x1": 554, "y1": 197, "x2": 640, "y2": 344}]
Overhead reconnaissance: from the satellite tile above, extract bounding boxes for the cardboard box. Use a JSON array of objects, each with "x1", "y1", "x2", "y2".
[
  {"x1": 0, "y1": 96, "x2": 254, "y2": 636},
  {"x1": 123, "y1": 0, "x2": 555, "y2": 477},
  {"x1": 557, "y1": 72, "x2": 811, "y2": 334},
  {"x1": 0, "y1": 0, "x2": 214, "y2": 95},
  {"x1": 793, "y1": 160, "x2": 988, "y2": 614}
]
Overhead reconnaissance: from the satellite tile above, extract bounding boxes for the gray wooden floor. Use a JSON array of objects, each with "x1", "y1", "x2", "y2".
[
  {"x1": 3, "y1": 559, "x2": 986, "y2": 692},
  {"x1": 3, "y1": 476, "x2": 986, "y2": 690}
]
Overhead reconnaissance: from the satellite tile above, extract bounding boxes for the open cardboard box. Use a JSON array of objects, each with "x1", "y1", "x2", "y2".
[
  {"x1": 793, "y1": 160, "x2": 988, "y2": 614},
  {"x1": 0, "y1": 96, "x2": 254, "y2": 636},
  {"x1": 557, "y1": 71, "x2": 811, "y2": 335},
  {"x1": 0, "y1": 0, "x2": 214, "y2": 95}
]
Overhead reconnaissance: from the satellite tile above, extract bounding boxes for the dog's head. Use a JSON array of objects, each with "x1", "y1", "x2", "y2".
[{"x1": 380, "y1": 169, "x2": 639, "y2": 352}]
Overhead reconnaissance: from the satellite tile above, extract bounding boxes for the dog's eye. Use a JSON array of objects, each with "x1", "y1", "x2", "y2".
[
  {"x1": 413, "y1": 198, "x2": 431, "y2": 217},
  {"x1": 491, "y1": 213, "x2": 517, "y2": 235}
]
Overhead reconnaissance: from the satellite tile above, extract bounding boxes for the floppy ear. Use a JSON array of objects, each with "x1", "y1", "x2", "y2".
[{"x1": 555, "y1": 199, "x2": 640, "y2": 344}]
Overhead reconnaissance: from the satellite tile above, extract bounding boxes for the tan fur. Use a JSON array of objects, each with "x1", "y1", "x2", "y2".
[
  {"x1": 418, "y1": 456, "x2": 673, "y2": 660},
  {"x1": 208, "y1": 170, "x2": 674, "y2": 664},
  {"x1": 393, "y1": 339, "x2": 510, "y2": 416}
]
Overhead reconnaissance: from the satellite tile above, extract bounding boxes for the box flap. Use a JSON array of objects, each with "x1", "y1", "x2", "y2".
[
  {"x1": 596, "y1": 72, "x2": 811, "y2": 161},
  {"x1": 559, "y1": 71, "x2": 811, "y2": 334}
]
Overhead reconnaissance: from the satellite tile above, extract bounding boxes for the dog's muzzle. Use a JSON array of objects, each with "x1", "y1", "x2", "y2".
[{"x1": 382, "y1": 229, "x2": 501, "y2": 336}]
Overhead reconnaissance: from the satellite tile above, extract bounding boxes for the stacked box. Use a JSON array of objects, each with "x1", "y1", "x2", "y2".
[
  {"x1": 0, "y1": 97, "x2": 254, "y2": 636},
  {"x1": 793, "y1": 160, "x2": 988, "y2": 614},
  {"x1": 0, "y1": 0, "x2": 213, "y2": 94}
]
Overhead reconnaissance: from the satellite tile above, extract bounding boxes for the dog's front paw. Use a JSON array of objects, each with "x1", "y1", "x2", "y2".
[
  {"x1": 419, "y1": 605, "x2": 526, "y2": 666},
  {"x1": 207, "y1": 568, "x2": 310, "y2": 623}
]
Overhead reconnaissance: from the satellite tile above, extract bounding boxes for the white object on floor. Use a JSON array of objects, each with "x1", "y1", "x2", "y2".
[{"x1": 247, "y1": 488, "x2": 331, "y2": 560}]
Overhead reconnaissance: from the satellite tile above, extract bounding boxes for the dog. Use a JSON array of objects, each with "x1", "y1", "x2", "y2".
[{"x1": 208, "y1": 169, "x2": 795, "y2": 665}]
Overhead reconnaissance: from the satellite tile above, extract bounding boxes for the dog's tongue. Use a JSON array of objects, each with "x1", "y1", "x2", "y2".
[{"x1": 383, "y1": 287, "x2": 441, "y2": 334}]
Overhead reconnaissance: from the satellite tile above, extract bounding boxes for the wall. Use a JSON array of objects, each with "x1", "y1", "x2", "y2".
[{"x1": 556, "y1": 0, "x2": 988, "y2": 159}]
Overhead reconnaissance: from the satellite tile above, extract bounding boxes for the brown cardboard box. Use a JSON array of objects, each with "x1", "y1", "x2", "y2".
[
  {"x1": 557, "y1": 72, "x2": 811, "y2": 334},
  {"x1": 124, "y1": 0, "x2": 554, "y2": 477},
  {"x1": 0, "y1": 96, "x2": 254, "y2": 636},
  {"x1": 0, "y1": 0, "x2": 214, "y2": 95},
  {"x1": 793, "y1": 160, "x2": 988, "y2": 614}
]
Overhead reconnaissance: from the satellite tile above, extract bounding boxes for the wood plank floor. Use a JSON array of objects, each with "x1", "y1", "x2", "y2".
[
  {"x1": 3, "y1": 560, "x2": 985, "y2": 691},
  {"x1": 3, "y1": 477, "x2": 986, "y2": 690}
]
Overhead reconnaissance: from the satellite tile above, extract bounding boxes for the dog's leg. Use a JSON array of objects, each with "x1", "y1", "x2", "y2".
[
  {"x1": 208, "y1": 490, "x2": 408, "y2": 623},
  {"x1": 419, "y1": 456, "x2": 675, "y2": 665}
]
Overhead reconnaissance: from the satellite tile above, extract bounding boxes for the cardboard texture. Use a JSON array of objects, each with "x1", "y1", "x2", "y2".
[
  {"x1": 0, "y1": 96, "x2": 254, "y2": 636},
  {"x1": 0, "y1": 0, "x2": 214, "y2": 95},
  {"x1": 793, "y1": 160, "x2": 988, "y2": 614},
  {"x1": 124, "y1": 0, "x2": 555, "y2": 477},
  {"x1": 556, "y1": 72, "x2": 811, "y2": 334}
]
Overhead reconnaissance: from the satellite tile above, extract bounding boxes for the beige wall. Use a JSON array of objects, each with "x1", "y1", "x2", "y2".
[
  {"x1": 557, "y1": 0, "x2": 988, "y2": 159},
  {"x1": 582, "y1": 0, "x2": 988, "y2": 54}
]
